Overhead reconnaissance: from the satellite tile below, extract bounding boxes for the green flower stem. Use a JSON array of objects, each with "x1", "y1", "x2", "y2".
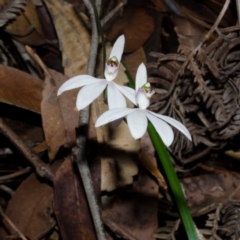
[
  {"x1": 147, "y1": 122, "x2": 198, "y2": 240},
  {"x1": 123, "y1": 66, "x2": 198, "y2": 239}
]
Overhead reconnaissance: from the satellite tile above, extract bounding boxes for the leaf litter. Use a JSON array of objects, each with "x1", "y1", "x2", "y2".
[{"x1": 0, "y1": 0, "x2": 240, "y2": 239}]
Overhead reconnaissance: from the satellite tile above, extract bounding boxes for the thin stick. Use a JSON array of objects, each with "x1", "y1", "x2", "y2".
[
  {"x1": 236, "y1": 0, "x2": 240, "y2": 25},
  {"x1": 101, "y1": 1, "x2": 125, "y2": 26},
  {"x1": 74, "y1": 0, "x2": 106, "y2": 239},
  {"x1": 0, "y1": 167, "x2": 31, "y2": 182},
  {"x1": 0, "y1": 118, "x2": 54, "y2": 182},
  {"x1": 95, "y1": 0, "x2": 101, "y2": 16},
  {"x1": 0, "y1": 206, "x2": 28, "y2": 240},
  {"x1": 0, "y1": 185, "x2": 14, "y2": 196}
]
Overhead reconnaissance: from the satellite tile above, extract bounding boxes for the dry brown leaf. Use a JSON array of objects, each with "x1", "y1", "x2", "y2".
[
  {"x1": 0, "y1": 171, "x2": 55, "y2": 239},
  {"x1": 102, "y1": 168, "x2": 158, "y2": 240},
  {"x1": 0, "y1": 65, "x2": 43, "y2": 113},
  {"x1": 4, "y1": 0, "x2": 45, "y2": 46},
  {"x1": 182, "y1": 167, "x2": 240, "y2": 213},
  {"x1": 122, "y1": 47, "x2": 146, "y2": 81},
  {"x1": 171, "y1": 14, "x2": 206, "y2": 54},
  {"x1": 106, "y1": 7, "x2": 155, "y2": 53},
  {"x1": 41, "y1": 0, "x2": 90, "y2": 159},
  {"x1": 140, "y1": 131, "x2": 167, "y2": 190},
  {"x1": 32, "y1": 140, "x2": 47, "y2": 153},
  {"x1": 53, "y1": 156, "x2": 98, "y2": 240},
  {"x1": 44, "y1": 0, "x2": 90, "y2": 77},
  {"x1": 41, "y1": 69, "x2": 79, "y2": 160},
  {"x1": 3, "y1": 117, "x2": 44, "y2": 145},
  {"x1": 41, "y1": 69, "x2": 67, "y2": 160}
]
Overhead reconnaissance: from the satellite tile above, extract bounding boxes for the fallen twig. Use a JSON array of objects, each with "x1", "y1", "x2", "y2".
[
  {"x1": 73, "y1": 0, "x2": 106, "y2": 239},
  {"x1": 0, "y1": 118, "x2": 54, "y2": 182},
  {"x1": 0, "y1": 185, "x2": 14, "y2": 196},
  {"x1": 101, "y1": 1, "x2": 126, "y2": 26},
  {"x1": 95, "y1": 0, "x2": 101, "y2": 16},
  {"x1": 0, "y1": 206, "x2": 28, "y2": 240},
  {"x1": 0, "y1": 167, "x2": 31, "y2": 182}
]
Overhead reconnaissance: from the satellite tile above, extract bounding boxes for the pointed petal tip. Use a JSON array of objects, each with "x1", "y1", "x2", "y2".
[
  {"x1": 57, "y1": 90, "x2": 61, "y2": 96},
  {"x1": 136, "y1": 63, "x2": 147, "y2": 91},
  {"x1": 139, "y1": 62, "x2": 146, "y2": 69},
  {"x1": 109, "y1": 35, "x2": 125, "y2": 62},
  {"x1": 148, "y1": 111, "x2": 192, "y2": 143},
  {"x1": 119, "y1": 34, "x2": 125, "y2": 42}
]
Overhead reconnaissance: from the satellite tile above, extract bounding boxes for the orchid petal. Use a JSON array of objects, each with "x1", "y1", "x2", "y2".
[
  {"x1": 76, "y1": 81, "x2": 107, "y2": 110},
  {"x1": 109, "y1": 35, "x2": 125, "y2": 62},
  {"x1": 95, "y1": 108, "x2": 137, "y2": 127},
  {"x1": 148, "y1": 111, "x2": 192, "y2": 141},
  {"x1": 107, "y1": 82, "x2": 126, "y2": 109},
  {"x1": 145, "y1": 111, "x2": 174, "y2": 147},
  {"x1": 135, "y1": 63, "x2": 147, "y2": 92},
  {"x1": 127, "y1": 110, "x2": 148, "y2": 139},
  {"x1": 113, "y1": 83, "x2": 137, "y2": 105},
  {"x1": 57, "y1": 75, "x2": 104, "y2": 96}
]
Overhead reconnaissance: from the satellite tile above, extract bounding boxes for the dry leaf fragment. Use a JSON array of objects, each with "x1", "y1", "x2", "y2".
[
  {"x1": 106, "y1": 7, "x2": 155, "y2": 53},
  {"x1": 0, "y1": 65, "x2": 43, "y2": 113},
  {"x1": 182, "y1": 169, "x2": 240, "y2": 212},
  {"x1": 172, "y1": 14, "x2": 206, "y2": 54},
  {"x1": 53, "y1": 156, "x2": 98, "y2": 240},
  {"x1": 41, "y1": 70, "x2": 67, "y2": 160},
  {"x1": 4, "y1": 0, "x2": 45, "y2": 46},
  {"x1": 122, "y1": 47, "x2": 146, "y2": 80},
  {"x1": 102, "y1": 168, "x2": 158, "y2": 240},
  {"x1": 41, "y1": 69, "x2": 79, "y2": 160},
  {"x1": 45, "y1": 0, "x2": 90, "y2": 77},
  {"x1": 0, "y1": 172, "x2": 55, "y2": 239}
]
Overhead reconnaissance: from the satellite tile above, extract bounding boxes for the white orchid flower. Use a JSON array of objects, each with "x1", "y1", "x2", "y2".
[
  {"x1": 95, "y1": 63, "x2": 191, "y2": 147},
  {"x1": 57, "y1": 35, "x2": 136, "y2": 110}
]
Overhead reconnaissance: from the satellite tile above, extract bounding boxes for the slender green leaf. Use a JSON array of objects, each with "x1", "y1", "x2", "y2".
[{"x1": 124, "y1": 67, "x2": 198, "y2": 240}]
